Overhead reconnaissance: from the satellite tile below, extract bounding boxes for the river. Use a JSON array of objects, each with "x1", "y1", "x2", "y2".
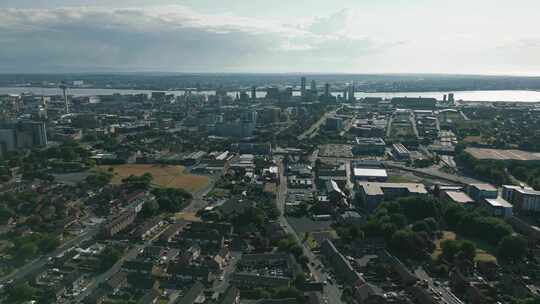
[{"x1": 1, "y1": 87, "x2": 540, "y2": 102}]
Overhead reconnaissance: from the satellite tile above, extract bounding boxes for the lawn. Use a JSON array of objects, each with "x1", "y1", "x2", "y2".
[
  {"x1": 174, "y1": 212, "x2": 201, "y2": 222},
  {"x1": 96, "y1": 164, "x2": 210, "y2": 193},
  {"x1": 432, "y1": 231, "x2": 497, "y2": 263},
  {"x1": 386, "y1": 175, "x2": 418, "y2": 183}
]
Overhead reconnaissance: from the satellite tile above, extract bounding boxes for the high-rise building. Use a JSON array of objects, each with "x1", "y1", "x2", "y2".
[
  {"x1": 324, "y1": 83, "x2": 331, "y2": 97},
  {"x1": 251, "y1": 86, "x2": 257, "y2": 100},
  {"x1": 448, "y1": 93, "x2": 455, "y2": 103},
  {"x1": 300, "y1": 77, "x2": 306, "y2": 98},
  {"x1": 348, "y1": 83, "x2": 355, "y2": 102},
  {"x1": 310, "y1": 80, "x2": 317, "y2": 93}
]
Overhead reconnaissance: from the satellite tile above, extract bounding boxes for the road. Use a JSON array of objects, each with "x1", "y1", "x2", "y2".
[
  {"x1": 275, "y1": 158, "x2": 343, "y2": 304},
  {"x1": 73, "y1": 220, "x2": 171, "y2": 303},
  {"x1": 409, "y1": 111, "x2": 420, "y2": 138},
  {"x1": 384, "y1": 161, "x2": 482, "y2": 185},
  {"x1": 0, "y1": 223, "x2": 101, "y2": 285},
  {"x1": 72, "y1": 242, "x2": 142, "y2": 303},
  {"x1": 386, "y1": 115, "x2": 394, "y2": 138},
  {"x1": 297, "y1": 107, "x2": 340, "y2": 140},
  {"x1": 415, "y1": 267, "x2": 464, "y2": 304}
]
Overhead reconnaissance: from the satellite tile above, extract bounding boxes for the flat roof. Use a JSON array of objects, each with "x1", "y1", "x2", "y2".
[
  {"x1": 357, "y1": 182, "x2": 427, "y2": 196},
  {"x1": 470, "y1": 183, "x2": 497, "y2": 191},
  {"x1": 466, "y1": 147, "x2": 540, "y2": 161},
  {"x1": 485, "y1": 197, "x2": 513, "y2": 208},
  {"x1": 353, "y1": 168, "x2": 388, "y2": 178},
  {"x1": 445, "y1": 191, "x2": 474, "y2": 204}
]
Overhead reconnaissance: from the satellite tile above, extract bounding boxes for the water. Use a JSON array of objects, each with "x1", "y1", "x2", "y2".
[{"x1": 1, "y1": 86, "x2": 540, "y2": 102}]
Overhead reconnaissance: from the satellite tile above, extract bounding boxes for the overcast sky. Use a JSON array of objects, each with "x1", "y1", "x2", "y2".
[{"x1": 1, "y1": 0, "x2": 539, "y2": 75}]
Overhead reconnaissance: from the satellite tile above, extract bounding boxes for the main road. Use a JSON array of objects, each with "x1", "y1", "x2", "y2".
[
  {"x1": 0, "y1": 220, "x2": 101, "y2": 286},
  {"x1": 297, "y1": 107, "x2": 341, "y2": 141}
]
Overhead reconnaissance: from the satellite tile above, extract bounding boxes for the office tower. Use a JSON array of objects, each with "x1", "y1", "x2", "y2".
[
  {"x1": 310, "y1": 80, "x2": 317, "y2": 93},
  {"x1": 348, "y1": 83, "x2": 355, "y2": 102},
  {"x1": 443, "y1": 94, "x2": 447, "y2": 102},
  {"x1": 324, "y1": 83, "x2": 330, "y2": 97},
  {"x1": 300, "y1": 77, "x2": 306, "y2": 98},
  {"x1": 342, "y1": 88, "x2": 348, "y2": 101},
  {"x1": 251, "y1": 86, "x2": 257, "y2": 100},
  {"x1": 448, "y1": 93, "x2": 455, "y2": 103}
]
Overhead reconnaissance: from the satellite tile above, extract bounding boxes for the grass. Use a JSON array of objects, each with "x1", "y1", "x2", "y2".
[
  {"x1": 387, "y1": 175, "x2": 417, "y2": 183},
  {"x1": 96, "y1": 164, "x2": 210, "y2": 193},
  {"x1": 174, "y1": 212, "x2": 201, "y2": 222},
  {"x1": 432, "y1": 231, "x2": 497, "y2": 263}
]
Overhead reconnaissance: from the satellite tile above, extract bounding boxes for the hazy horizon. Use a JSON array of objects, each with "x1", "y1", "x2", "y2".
[{"x1": 1, "y1": 0, "x2": 540, "y2": 75}]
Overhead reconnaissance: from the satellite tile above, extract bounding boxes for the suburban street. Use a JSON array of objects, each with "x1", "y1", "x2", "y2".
[
  {"x1": 276, "y1": 157, "x2": 344, "y2": 304},
  {"x1": 415, "y1": 267, "x2": 464, "y2": 304}
]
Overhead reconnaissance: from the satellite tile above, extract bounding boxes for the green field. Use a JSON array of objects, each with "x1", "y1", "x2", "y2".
[{"x1": 96, "y1": 164, "x2": 210, "y2": 193}]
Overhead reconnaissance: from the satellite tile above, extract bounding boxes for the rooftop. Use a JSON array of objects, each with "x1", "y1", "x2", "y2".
[
  {"x1": 358, "y1": 182, "x2": 428, "y2": 196},
  {"x1": 353, "y1": 168, "x2": 388, "y2": 178},
  {"x1": 445, "y1": 190, "x2": 474, "y2": 204},
  {"x1": 485, "y1": 197, "x2": 513, "y2": 208},
  {"x1": 466, "y1": 147, "x2": 540, "y2": 161}
]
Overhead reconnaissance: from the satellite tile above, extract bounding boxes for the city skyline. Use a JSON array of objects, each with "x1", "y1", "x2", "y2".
[{"x1": 1, "y1": 0, "x2": 540, "y2": 75}]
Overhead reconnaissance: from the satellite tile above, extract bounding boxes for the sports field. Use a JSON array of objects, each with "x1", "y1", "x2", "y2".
[{"x1": 96, "y1": 164, "x2": 210, "y2": 193}]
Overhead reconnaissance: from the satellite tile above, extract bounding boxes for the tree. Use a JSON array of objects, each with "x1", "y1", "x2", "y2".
[
  {"x1": 498, "y1": 235, "x2": 528, "y2": 262},
  {"x1": 0, "y1": 204, "x2": 14, "y2": 224},
  {"x1": 61, "y1": 147, "x2": 77, "y2": 162},
  {"x1": 37, "y1": 234, "x2": 61, "y2": 253},
  {"x1": 390, "y1": 229, "x2": 432, "y2": 259},
  {"x1": 99, "y1": 247, "x2": 122, "y2": 272},
  {"x1": 85, "y1": 172, "x2": 112, "y2": 188},
  {"x1": 140, "y1": 200, "x2": 160, "y2": 218},
  {"x1": 459, "y1": 240, "x2": 477, "y2": 262},
  {"x1": 17, "y1": 242, "x2": 38, "y2": 261},
  {"x1": 152, "y1": 188, "x2": 192, "y2": 213},
  {"x1": 441, "y1": 240, "x2": 476, "y2": 263},
  {"x1": 122, "y1": 173, "x2": 153, "y2": 190},
  {"x1": 8, "y1": 283, "x2": 36, "y2": 303}
]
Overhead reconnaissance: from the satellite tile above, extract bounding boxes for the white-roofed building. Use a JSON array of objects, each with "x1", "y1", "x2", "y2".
[
  {"x1": 352, "y1": 168, "x2": 388, "y2": 182},
  {"x1": 483, "y1": 197, "x2": 513, "y2": 218},
  {"x1": 442, "y1": 190, "x2": 475, "y2": 206}
]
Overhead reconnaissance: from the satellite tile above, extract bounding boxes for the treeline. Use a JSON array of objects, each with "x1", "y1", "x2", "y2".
[
  {"x1": 336, "y1": 196, "x2": 519, "y2": 262},
  {"x1": 455, "y1": 149, "x2": 510, "y2": 185}
]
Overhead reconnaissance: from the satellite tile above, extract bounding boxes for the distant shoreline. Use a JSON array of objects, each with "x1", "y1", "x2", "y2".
[{"x1": 1, "y1": 86, "x2": 540, "y2": 103}]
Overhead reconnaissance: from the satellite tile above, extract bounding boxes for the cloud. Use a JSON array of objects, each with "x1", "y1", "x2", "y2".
[
  {"x1": 0, "y1": 3, "x2": 539, "y2": 74},
  {"x1": 0, "y1": 5, "x2": 400, "y2": 72}
]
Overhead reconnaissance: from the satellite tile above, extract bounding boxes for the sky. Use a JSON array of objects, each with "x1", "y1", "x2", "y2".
[{"x1": 0, "y1": 0, "x2": 539, "y2": 75}]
